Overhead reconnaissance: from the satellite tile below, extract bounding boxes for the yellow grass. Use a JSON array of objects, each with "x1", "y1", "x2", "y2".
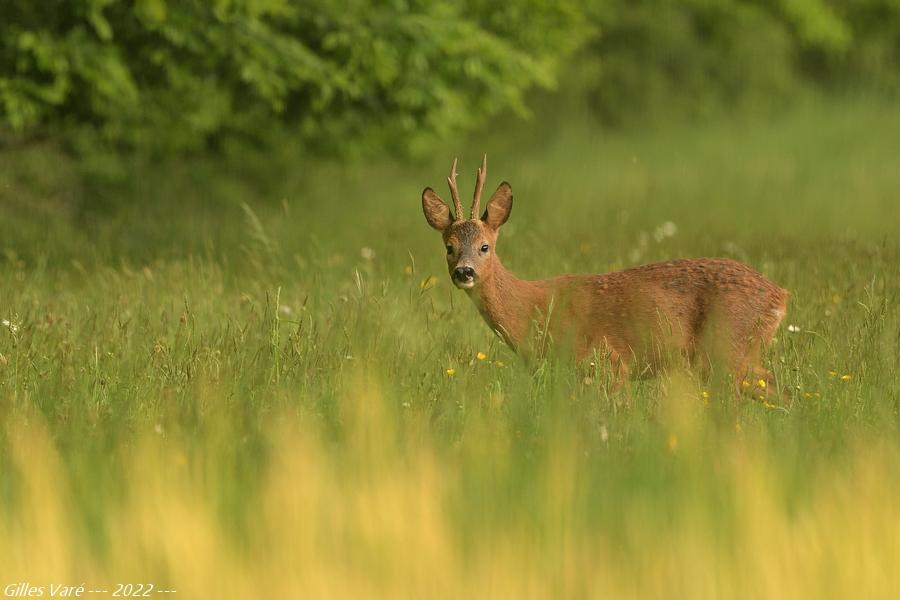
[{"x1": 2, "y1": 378, "x2": 897, "y2": 599}]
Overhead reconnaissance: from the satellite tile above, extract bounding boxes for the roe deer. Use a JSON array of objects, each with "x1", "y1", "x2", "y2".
[{"x1": 421, "y1": 156, "x2": 789, "y2": 394}]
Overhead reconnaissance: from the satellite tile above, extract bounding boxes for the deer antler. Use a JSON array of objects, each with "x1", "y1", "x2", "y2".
[
  {"x1": 471, "y1": 154, "x2": 487, "y2": 219},
  {"x1": 447, "y1": 158, "x2": 464, "y2": 221}
]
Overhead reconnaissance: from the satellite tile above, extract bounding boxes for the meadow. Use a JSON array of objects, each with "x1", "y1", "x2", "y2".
[{"x1": 1, "y1": 98, "x2": 898, "y2": 598}]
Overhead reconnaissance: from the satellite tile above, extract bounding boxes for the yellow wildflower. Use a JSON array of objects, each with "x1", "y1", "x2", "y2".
[
  {"x1": 840, "y1": 374, "x2": 851, "y2": 381},
  {"x1": 667, "y1": 433, "x2": 678, "y2": 452},
  {"x1": 476, "y1": 352, "x2": 487, "y2": 361},
  {"x1": 494, "y1": 361, "x2": 505, "y2": 368},
  {"x1": 757, "y1": 379, "x2": 767, "y2": 389},
  {"x1": 701, "y1": 390, "x2": 710, "y2": 399},
  {"x1": 741, "y1": 380, "x2": 750, "y2": 388},
  {"x1": 445, "y1": 368, "x2": 455, "y2": 377}
]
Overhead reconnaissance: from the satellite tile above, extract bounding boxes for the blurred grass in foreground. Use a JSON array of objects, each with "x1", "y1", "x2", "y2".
[
  {"x1": 2, "y1": 385, "x2": 898, "y2": 598},
  {"x1": 0, "y1": 98, "x2": 898, "y2": 597}
]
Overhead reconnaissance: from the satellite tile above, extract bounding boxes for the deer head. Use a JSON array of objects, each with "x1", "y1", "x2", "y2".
[{"x1": 421, "y1": 156, "x2": 513, "y2": 289}]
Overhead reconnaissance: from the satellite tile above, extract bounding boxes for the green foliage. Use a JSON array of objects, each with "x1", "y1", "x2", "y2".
[
  {"x1": 581, "y1": 0, "x2": 900, "y2": 126},
  {"x1": 1, "y1": 0, "x2": 898, "y2": 156},
  {"x1": 0, "y1": 0, "x2": 591, "y2": 155},
  {"x1": 819, "y1": 0, "x2": 900, "y2": 90}
]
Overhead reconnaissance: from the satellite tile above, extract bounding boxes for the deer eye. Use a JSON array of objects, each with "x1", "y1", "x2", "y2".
[
  {"x1": 446, "y1": 245, "x2": 453, "y2": 255},
  {"x1": 480, "y1": 244, "x2": 490, "y2": 253}
]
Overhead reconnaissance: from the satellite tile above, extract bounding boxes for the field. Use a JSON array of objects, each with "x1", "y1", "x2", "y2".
[{"x1": 1, "y1": 99, "x2": 898, "y2": 598}]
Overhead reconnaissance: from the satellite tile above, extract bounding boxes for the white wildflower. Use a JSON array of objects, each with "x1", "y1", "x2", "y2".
[{"x1": 653, "y1": 221, "x2": 678, "y2": 243}]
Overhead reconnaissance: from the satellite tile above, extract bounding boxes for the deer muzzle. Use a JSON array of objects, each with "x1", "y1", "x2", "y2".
[{"x1": 452, "y1": 265, "x2": 477, "y2": 289}]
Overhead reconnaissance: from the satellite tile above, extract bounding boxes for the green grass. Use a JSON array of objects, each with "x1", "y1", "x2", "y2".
[{"x1": 0, "y1": 98, "x2": 898, "y2": 597}]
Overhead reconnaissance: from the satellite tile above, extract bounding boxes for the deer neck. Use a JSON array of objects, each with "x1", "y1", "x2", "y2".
[{"x1": 465, "y1": 258, "x2": 546, "y2": 350}]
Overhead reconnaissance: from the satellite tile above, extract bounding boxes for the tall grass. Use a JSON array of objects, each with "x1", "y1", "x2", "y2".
[
  {"x1": 2, "y1": 389, "x2": 898, "y2": 598},
  {"x1": 0, "y1": 99, "x2": 898, "y2": 597}
]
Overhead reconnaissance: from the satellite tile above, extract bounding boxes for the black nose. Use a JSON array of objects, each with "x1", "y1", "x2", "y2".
[{"x1": 453, "y1": 266, "x2": 475, "y2": 281}]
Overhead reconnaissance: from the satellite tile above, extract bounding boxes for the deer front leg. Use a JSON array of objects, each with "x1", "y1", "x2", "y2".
[
  {"x1": 581, "y1": 344, "x2": 632, "y2": 403},
  {"x1": 609, "y1": 350, "x2": 632, "y2": 402}
]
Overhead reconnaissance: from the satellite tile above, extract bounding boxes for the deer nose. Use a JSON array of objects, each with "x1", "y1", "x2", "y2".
[{"x1": 453, "y1": 266, "x2": 475, "y2": 281}]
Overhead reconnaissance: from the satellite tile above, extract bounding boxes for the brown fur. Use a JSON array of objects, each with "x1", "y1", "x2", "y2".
[{"x1": 422, "y1": 162, "x2": 788, "y2": 391}]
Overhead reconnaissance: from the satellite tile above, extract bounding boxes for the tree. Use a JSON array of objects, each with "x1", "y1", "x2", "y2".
[{"x1": 0, "y1": 0, "x2": 592, "y2": 155}]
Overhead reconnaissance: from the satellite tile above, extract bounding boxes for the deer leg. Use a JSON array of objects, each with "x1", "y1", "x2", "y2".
[
  {"x1": 734, "y1": 307, "x2": 788, "y2": 402},
  {"x1": 732, "y1": 339, "x2": 785, "y2": 403},
  {"x1": 609, "y1": 350, "x2": 633, "y2": 403}
]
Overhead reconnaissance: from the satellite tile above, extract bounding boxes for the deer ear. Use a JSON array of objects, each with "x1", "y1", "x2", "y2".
[
  {"x1": 422, "y1": 187, "x2": 453, "y2": 231},
  {"x1": 481, "y1": 182, "x2": 513, "y2": 230}
]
